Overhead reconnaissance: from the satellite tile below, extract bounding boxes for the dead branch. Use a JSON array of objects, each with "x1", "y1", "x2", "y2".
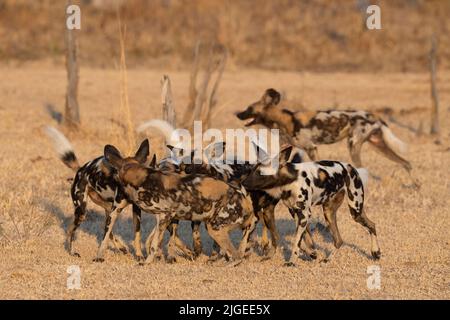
[
  {"x1": 161, "y1": 75, "x2": 176, "y2": 127},
  {"x1": 203, "y1": 45, "x2": 227, "y2": 129},
  {"x1": 64, "y1": 0, "x2": 80, "y2": 129},
  {"x1": 429, "y1": 34, "x2": 440, "y2": 136},
  {"x1": 181, "y1": 41, "x2": 201, "y2": 128},
  {"x1": 181, "y1": 41, "x2": 227, "y2": 132}
]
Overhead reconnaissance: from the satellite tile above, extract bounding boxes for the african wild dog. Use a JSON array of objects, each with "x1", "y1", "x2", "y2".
[
  {"x1": 139, "y1": 119, "x2": 312, "y2": 259},
  {"x1": 236, "y1": 88, "x2": 418, "y2": 186},
  {"x1": 45, "y1": 126, "x2": 148, "y2": 261},
  {"x1": 103, "y1": 140, "x2": 257, "y2": 265},
  {"x1": 199, "y1": 141, "x2": 314, "y2": 259},
  {"x1": 243, "y1": 145, "x2": 381, "y2": 265}
]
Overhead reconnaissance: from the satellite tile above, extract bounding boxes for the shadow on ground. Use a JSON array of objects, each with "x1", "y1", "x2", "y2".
[{"x1": 39, "y1": 198, "x2": 371, "y2": 261}]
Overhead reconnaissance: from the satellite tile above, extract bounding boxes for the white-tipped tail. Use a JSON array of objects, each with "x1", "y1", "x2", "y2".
[
  {"x1": 381, "y1": 125, "x2": 408, "y2": 157},
  {"x1": 44, "y1": 126, "x2": 74, "y2": 158},
  {"x1": 44, "y1": 126, "x2": 79, "y2": 170},
  {"x1": 356, "y1": 168, "x2": 369, "y2": 191},
  {"x1": 137, "y1": 119, "x2": 182, "y2": 147}
]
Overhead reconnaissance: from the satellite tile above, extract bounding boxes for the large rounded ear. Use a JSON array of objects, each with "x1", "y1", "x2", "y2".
[
  {"x1": 205, "y1": 141, "x2": 226, "y2": 160},
  {"x1": 149, "y1": 154, "x2": 157, "y2": 168},
  {"x1": 252, "y1": 141, "x2": 270, "y2": 164},
  {"x1": 279, "y1": 145, "x2": 293, "y2": 164},
  {"x1": 104, "y1": 145, "x2": 124, "y2": 169},
  {"x1": 262, "y1": 88, "x2": 281, "y2": 108},
  {"x1": 134, "y1": 139, "x2": 150, "y2": 164}
]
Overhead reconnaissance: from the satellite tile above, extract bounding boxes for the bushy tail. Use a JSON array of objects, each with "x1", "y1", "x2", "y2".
[
  {"x1": 137, "y1": 119, "x2": 181, "y2": 147},
  {"x1": 380, "y1": 124, "x2": 408, "y2": 157},
  {"x1": 44, "y1": 126, "x2": 80, "y2": 171},
  {"x1": 356, "y1": 167, "x2": 369, "y2": 192}
]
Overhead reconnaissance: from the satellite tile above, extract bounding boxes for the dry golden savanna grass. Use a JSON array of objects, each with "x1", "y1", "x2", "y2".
[
  {"x1": 0, "y1": 63, "x2": 449, "y2": 299},
  {"x1": 1, "y1": 0, "x2": 450, "y2": 72}
]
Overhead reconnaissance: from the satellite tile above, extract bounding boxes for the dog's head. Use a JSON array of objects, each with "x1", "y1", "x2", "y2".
[
  {"x1": 104, "y1": 139, "x2": 150, "y2": 187},
  {"x1": 236, "y1": 88, "x2": 281, "y2": 126},
  {"x1": 242, "y1": 143, "x2": 299, "y2": 190}
]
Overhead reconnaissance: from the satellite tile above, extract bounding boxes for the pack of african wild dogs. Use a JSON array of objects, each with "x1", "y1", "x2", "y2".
[{"x1": 46, "y1": 88, "x2": 417, "y2": 266}]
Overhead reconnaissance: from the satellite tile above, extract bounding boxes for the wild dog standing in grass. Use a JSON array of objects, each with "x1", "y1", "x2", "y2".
[
  {"x1": 45, "y1": 126, "x2": 147, "y2": 261},
  {"x1": 138, "y1": 119, "x2": 311, "y2": 259},
  {"x1": 237, "y1": 88, "x2": 418, "y2": 187},
  {"x1": 243, "y1": 145, "x2": 380, "y2": 266},
  {"x1": 103, "y1": 140, "x2": 257, "y2": 265},
  {"x1": 201, "y1": 141, "x2": 314, "y2": 259}
]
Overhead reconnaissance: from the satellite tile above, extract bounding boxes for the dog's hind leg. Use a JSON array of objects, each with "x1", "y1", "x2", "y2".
[
  {"x1": 87, "y1": 188, "x2": 128, "y2": 255},
  {"x1": 261, "y1": 205, "x2": 279, "y2": 258},
  {"x1": 143, "y1": 214, "x2": 173, "y2": 265},
  {"x1": 301, "y1": 225, "x2": 316, "y2": 256},
  {"x1": 239, "y1": 213, "x2": 258, "y2": 258},
  {"x1": 321, "y1": 191, "x2": 345, "y2": 263},
  {"x1": 286, "y1": 207, "x2": 310, "y2": 266},
  {"x1": 289, "y1": 208, "x2": 316, "y2": 259},
  {"x1": 167, "y1": 220, "x2": 194, "y2": 263},
  {"x1": 206, "y1": 224, "x2": 241, "y2": 265},
  {"x1": 239, "y1": 215, "x2": 258, "y2": 258},
  {"x1": 132, "y1": 204, "x2": 144, "y2": 261},
  {"x1": 66, "y1": 176, "x2": 88, "y2": 257},
  {"x1": 368, "y1": 129, "x2": 419, "y2": 188},
  {"x1": 67, "y1": 204, "x2": 86, "y2": 257},
  {"x1": 93, "y1": 194, "x2": 128, "y2": 262},
  {"x1": 347, "y1": 133, "x2": 365, "y2": 168},
  {"x1": 345, "y1": 166, "x2": 381, "y2": 260},
  {"x1": 103, "y1": 210, "x2": 128, "y2": 255},
  {"x1": 191, "y1": 221, "x2": 203, "y2": 258}
]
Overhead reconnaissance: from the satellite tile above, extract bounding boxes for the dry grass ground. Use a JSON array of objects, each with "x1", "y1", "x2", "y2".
[{"x1": 0, "y1": 63, "x2": 449, "y2": 299}]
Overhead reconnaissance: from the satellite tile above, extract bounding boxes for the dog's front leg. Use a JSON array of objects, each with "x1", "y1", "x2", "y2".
[
  {"x1": 93, "y1": 199, "x2": 127, "y2": 262},
  {"x1": 167, "y1": 220, "x2": 195, "y2": 262},
  {"x1": 132, "y1": 204, "x2": 144, "y2": 261},
  {"x1": 142, "y1": 214, "x2": 171, "y2": 265},
  {"x1": 192, "y1": 221, "x2": 203, "y2": 258},
  {"x1": 239, "y1": 215, "x2": 258, "y2": 258},
  {"x1": 286, "y1": 207, "x2": 310, "y2": 267}
]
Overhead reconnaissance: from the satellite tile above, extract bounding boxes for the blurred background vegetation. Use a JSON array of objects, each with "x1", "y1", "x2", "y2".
[{"x1": 0, "y1": 0, "x2": 448, "y2": 71}]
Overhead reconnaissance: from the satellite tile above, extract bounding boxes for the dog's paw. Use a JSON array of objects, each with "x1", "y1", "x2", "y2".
[
  {"x1": 309, "y1": 251, "x2": 318, "y2": 260},
  {"x1": 284, "y1": 261, "x2": 296, "y2": 267},
  {"x1": 166, "y1": 255, "x2": 177, "y2": 264},
  {"x1": 371, "y1": 250, "x2": 381, "y2": 260},
  {"x1": 92, "y1": 257, "x2": 104, "y2": 263},
  {"x1": 135, "y1": 255, "x2": 145, "y2": 263}
]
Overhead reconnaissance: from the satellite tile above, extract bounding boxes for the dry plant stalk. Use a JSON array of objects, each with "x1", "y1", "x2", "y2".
[
  {"x1": 114, "y1": 10, "x2": 136, "y2": 154},
  {"x1": 181, "y1": 41, "x2": 227, "y2": 132},
  {"x1": 64, "y1": 0, "x2": 81, "y2": 129},
  {"x1": 429, "y1": 34, "x2": 440, "y2": 136},
  {"x1": 161, "y1": 75, "x2": 176, "y2": 127}
]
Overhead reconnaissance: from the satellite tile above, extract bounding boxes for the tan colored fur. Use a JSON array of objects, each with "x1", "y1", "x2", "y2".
[{"x1": 196, "y1": 177, "x2": 230, "y2": 200}]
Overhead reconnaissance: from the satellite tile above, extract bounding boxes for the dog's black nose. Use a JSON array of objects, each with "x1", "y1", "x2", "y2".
[{"x1": 236, "y1": 110, "x2": 249, "y2": 120}]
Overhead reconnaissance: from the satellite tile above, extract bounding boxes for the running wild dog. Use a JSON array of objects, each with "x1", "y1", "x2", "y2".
[
  {"x1": 103, "y1": 140, "x2": 257, "y2": 265},
  {"x1": 236, "y1": 88, "x2": 418, "y2": 186},
  {"x1": 45, "y1": 126, "x2": 147, "y2": 261},
  {"x1": 242, "y1": 145, "x2": 380, "y2": 265}
]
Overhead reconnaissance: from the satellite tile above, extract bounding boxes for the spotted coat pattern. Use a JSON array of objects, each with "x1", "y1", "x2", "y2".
[{"x1": 243, "y1": 160, "x2": 381, "y2": 263}]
